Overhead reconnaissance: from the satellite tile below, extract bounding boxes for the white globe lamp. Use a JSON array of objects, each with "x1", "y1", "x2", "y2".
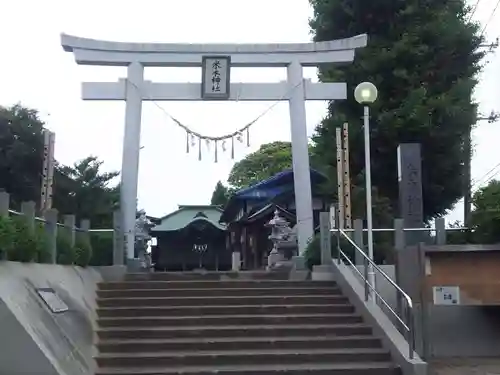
[{"x1": 354, "y1": 82, "x2": 378, "y2": 104}]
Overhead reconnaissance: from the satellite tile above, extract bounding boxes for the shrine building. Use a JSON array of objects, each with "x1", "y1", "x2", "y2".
[
  {"x1": 150, "y1": 169, "x2": 329, "y2": 271},
  {"x1": 150, "y1": 205, "x2": 229, "y2": 272},
  {"x1": 219, "y1": 168, "x2": 330, "y2": 270}
]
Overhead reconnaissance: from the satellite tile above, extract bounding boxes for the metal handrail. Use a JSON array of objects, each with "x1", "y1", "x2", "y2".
[
  {"x1": 8, "y1": 209, "x2": 114, "y2": 233},
  {"x1": 336, "y1": 227, "x2": 415, "y2": 359},
  {"x1": 341, "y1": 227, "x2": 467, "y2": 232}
]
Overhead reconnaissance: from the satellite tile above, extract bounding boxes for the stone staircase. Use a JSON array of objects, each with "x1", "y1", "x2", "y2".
[{"x1": 95, "y1": 272, "x2": 401, "y2": 375}]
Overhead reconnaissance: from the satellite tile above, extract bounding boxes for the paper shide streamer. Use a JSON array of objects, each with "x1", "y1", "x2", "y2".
[{"x1": 183, "y1": 124, "x2": 250, "y2": 163}]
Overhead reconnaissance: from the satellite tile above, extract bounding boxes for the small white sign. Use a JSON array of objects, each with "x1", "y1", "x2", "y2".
[
  {"x1": 433, "y1": 286, "x2": 460, "y2": 306},
  {"x1": 36, "y1": 288, "x2": 69, "y2": 313},
  {"x1": 202, "y1": 56, "x2": 231, "y2": 99}
]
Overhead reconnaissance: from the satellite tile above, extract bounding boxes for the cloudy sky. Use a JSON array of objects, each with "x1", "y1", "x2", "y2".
[{"x1": 0, "y1": 0, "x2": 498, "y2": 224}]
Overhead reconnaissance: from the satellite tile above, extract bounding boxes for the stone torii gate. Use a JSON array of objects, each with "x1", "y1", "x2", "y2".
[{"x1": 61, "y1": 33, "x2": 367, "y2": 263}]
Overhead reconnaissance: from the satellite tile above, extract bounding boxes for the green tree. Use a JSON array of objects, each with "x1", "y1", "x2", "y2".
[
  {"x1": 446, "y1": 220, "x2": 474, "y2": 245},
  {"x1": 309, "y1": 0, "x2": 484, "y2": 221},
  {"x1": 210, "y1": 181, "x2": 230, "y2": 207},
  {"x1": 0, "y1": 104, "x2": 46, "y2": 209},
  {"x1": 228, "y1": 141, "x2": 294, "y2": 189},
  {"x1": 54, "y1": 156, "x2": 119, "y2": 228},
  {"x1": 0, "y1": 104, "x2": 119, "y2": 228},
  {"x1": 469, "y1": 180, "x2": 500, "y2": 243}
]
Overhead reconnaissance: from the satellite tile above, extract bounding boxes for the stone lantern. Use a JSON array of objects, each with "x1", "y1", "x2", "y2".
[
  {"x1": 266, "y1": 209, "x2": 298, "y2": 270},
  {"x1": 134, "y1": 210, "x2": 154, "y2": 271}
]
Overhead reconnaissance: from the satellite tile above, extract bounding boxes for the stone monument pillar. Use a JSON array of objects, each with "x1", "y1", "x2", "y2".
[
  {"x1": 396, "y1": 143, "x2": 427, "y2": 358},
  {"x1": 397, "y1": 143, "x2": 424, "y2": 246}
]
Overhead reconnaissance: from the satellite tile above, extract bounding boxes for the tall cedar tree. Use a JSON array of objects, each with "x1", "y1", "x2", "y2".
[
  {"x1": 210, "y1": 181, "x2": 230, "y2": 207},
  {"x1": 309, "y1": 0, "x2": 485, "y2": 220}
]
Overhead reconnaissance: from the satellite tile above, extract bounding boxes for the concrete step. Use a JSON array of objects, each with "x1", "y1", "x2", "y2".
[
  {"x1": 98, "y1": 280, "x2": 335, "y2": 290},
  {"x1": 124, "y1": 271, "x2": 290, "y2": 281},
  {"x1": 95, "y1": 362, "x2": 401, "y2": 375},
  {"x1": 97, "y1": 323, "x2": 372, "y2": 340},
  {"x1": 97, "y1": 313, "x2": 363, "y2": 328},
  {"x1": 97, "y1": 335, "x2": 383, "y2": 353},
  {"x1": 97, "y1": 295, "x2": 349, "y2": 308},
  {"x1": 97, "y1": 287, "x2": 341, "y2": 298},
  {"x1": 96, "y1": 348, "x2": 391, "y2": 368},
  {"x1": 97, "y1": 303, "x2": 355, "y2": 318},
  {"x1": 93, "y1": 275, "x2": 400, "y2": 375}
]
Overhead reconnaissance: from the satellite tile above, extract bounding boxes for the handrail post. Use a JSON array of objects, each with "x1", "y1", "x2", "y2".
[
  {"x1": 21, "y1": 201, "x2": 36, "y2": 235},
  {"x1": 407, "y1": 300, "x2": 415, "y2": 359},
  {"x1": 63, "y1": 214, "x2": 76, "y2": 247},
  {"x1": 363, "y1": 256, "x2": 369, "y2": 301},
  {"x1": 319, "y1": 212, "x2": 332, "y2": 265},
  {"x1": 44, "y1": 209, "x2": 58, "y2": 264},
  {"x1": 435, "y1": 217, "x2": 446, "y2": 245},
  {"x1": 353, "y1": 219, "x2": 364, "y2": 265},
  {"x1": 334, "y1": 204, "x2": 341, "y2": 265},
  {"x1": 394, "y1": 218, "x2": 405, "y2": 320}
]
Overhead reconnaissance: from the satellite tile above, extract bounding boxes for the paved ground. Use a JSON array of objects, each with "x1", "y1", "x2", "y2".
[{"x1": 430, "y1": 358, "x2": 500, "y2": 375}]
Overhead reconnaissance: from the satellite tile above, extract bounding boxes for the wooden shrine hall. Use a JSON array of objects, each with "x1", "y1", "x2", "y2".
[
  {"x1": 150, "y1": 205, "x2": 230, "y2": 271},
  {"x1": 219, "y1": 168, "x2": 329, "y2": 270}
]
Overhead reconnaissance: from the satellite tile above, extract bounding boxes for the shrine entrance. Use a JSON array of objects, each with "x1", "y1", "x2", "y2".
[{"x1": 61, "y1": 33, "x2": 367, "y2": 262}]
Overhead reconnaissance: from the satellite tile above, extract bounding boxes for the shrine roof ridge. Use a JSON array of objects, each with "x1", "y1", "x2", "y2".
[
  {"x1": 150, "y1": 216, "x2": 226, "y2": 232},
  {"x1": 151, "y1": 205, "x2": 226, "y2": 232},
  {"x1": 61, "y1": 33, "x2": 368, "y2": 54},
  {"x1": 177, "y1": 204, "x2": 223, "y2": 212}
]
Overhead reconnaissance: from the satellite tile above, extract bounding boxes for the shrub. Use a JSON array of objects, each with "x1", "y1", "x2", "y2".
[
  {"x1": 34, "y1": 222, "x2": 52, "y2": 263},
  {"x1": 89, "y1": 231, "x2": 113, "y2": 266},
  {"x1": 0, "y1": 216, "x2": 16, "y2": 259},
  {"x1": 304, "y1": 234, "x2": 322, "y2": 270},
  {"x1": 304, "y1": 231, "x2": 355, "y2": 270},
  {"x1": 74, "y1": 231, "x2": 93, "y2": 267},
  {"x1": 0, "y1": 214, "x2": 95, "y2": 265},
  {"x1": 56, "y1": 229, "x2": 76, "y2": 265},
  {"x1": 8, "y1": 216, "x2": 39, "y2": 262}
]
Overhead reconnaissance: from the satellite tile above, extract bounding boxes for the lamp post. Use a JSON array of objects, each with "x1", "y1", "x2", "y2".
[{"x1": 354, "y1": 82, "x2": 378, "y2": 302}]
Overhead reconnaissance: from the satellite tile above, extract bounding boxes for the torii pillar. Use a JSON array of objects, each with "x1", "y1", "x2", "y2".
[{"x1": 61, "y1": 34, "x2": 368, "y2": 263}]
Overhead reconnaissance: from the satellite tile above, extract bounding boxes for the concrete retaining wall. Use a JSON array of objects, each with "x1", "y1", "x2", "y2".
[
  {"x1": 427, "y1": 305, "x2": 500, "y2": 358},
  {"x1": 351, "y1": 264, "x2": 500, "y2": 358},
  {"x1": 0, "y1": 262, "x2": 102, "y2": 375}
]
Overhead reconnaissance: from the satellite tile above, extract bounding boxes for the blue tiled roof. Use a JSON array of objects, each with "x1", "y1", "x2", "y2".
[{"x1": 220, "y1": 168, "x2": 327, "y2": 223}]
